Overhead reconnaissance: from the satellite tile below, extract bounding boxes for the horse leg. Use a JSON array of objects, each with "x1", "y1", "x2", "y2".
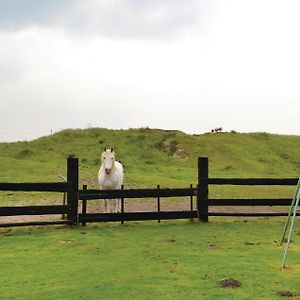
[
  {"x1": 112, "y1": 199, "x2": 118, "y2": 213},
  {"x1": 112, "y1": 200, "x2": 117, "y2": 213},
  {"x1": 104, "y1": 199, "x2": 108, "y2": 213},
  {"x1": 117, "y1": 199, "x2": 121, "y2": 213},
  {"x1": 107, "y1": 199, "x2": 113, "y2": 213},
  {"x1": 110, "y1": 199, "x2": 114, "y2": 213}
]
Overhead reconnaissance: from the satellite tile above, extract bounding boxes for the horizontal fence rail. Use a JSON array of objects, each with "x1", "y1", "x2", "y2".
[
  {"x1": 209, "y1": 198, "x2": 293, "y2": 206},
  {"x1": 209, "y1": 212, "x2": 300, "y2": 217},
  {"x1": 0, "y1": 182, "x2": 71, "y2": 192},
  {"x1": 0, "y1": 205, "x2": 70, "y2": 216},
  {"x1": 208, "y1": 178, "x2": 298, "y2": 185},
  {"x1": 79, "y1": 211, "x2": 198, "y2": 223},
  {"x1": 79, "y1": 187, "x2": 196, "y2": 200}
]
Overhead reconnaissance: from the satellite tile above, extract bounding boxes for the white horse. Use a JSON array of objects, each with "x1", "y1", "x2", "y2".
[{"x1": 98, "y1": 148, "x2": 124, "y2": 213}]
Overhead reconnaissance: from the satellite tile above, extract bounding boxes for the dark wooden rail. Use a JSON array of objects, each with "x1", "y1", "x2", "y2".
[
  {"x1": 79, "y1": 187, "x2": 196, "y2": 200},
  {"x1": 208, "y1": 178, "x2": 298, "y2": 185},
  {"x1": 0, "y1": 205, "x2": 70, "y2": 216},
  {"x1": 0, "y1": 182, "x2": 71, "y2": 192}
]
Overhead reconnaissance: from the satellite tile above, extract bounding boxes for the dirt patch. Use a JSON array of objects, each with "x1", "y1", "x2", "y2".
[
  {"x1": 218, "y1": 278, "x2": 241, "y2": 288},
  {"x1": 209, "y1": 205, "x2": 289, "y2": 214},
  {"x1": 277, "y1": 291, "x2": 294, "y2": 297}
]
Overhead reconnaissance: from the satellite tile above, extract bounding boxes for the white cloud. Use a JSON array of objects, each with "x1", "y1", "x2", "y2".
[
  {"x1": 0, "y1": 0, "x2": 217, "y2": 39},
  {"x1": 0, "y1": 0, "x2": 75, "y2": 31},
  {"x1": 0, "y1": 0, "x2": 300, "y2": 141}
]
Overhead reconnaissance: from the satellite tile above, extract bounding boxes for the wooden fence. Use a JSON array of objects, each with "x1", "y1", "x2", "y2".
[
  {"x1": 196, "y1": 157, "x2": 299, "y2": 221},
  {"x1": 0, "y1": 157, "x2": 78, "y2": 227},
  {"x1": 78, "y1": 186, "x2": 197, "y2": 224},
  {"x1": 0, "y1": 157, "x2": 298, "y2": 227}
]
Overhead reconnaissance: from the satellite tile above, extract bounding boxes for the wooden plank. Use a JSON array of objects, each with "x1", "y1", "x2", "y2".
[
  {"x1": 0, "y1": 182, "x2": 70, "y2": 192},
  {"x1": 79, "y1": 188, "x2": 197, "y2": 200},
  {"x1": 208, "y1": 212, "x2": 300, "y2": 217},
  {"x1": 190, "y1": 184, "x2": 194, "y2": 221},
  {"x1": 157, "y1": 185, "x2": 160, "y2": 223},
  {"x1": 78, "y1": 211, "x2": 198, "y2": 223},
  {"x1": 81, "y1": 185, "x2": 87, "y2": 226},
  {"x1": 121, "y1": 185, "x2": 124, "y2": 225},
  {"x1": 198, "y1": 157, "x2": 209, "y2": 222},
  {"x1": 209, "y1": 198, "x2": 293, "y2": 206},
  {"x1": 67, "y1": 157, "x2": 79, "y2": 224},
  {"x1": 0, "y1": 205, "x2": 70, "y2": 216},
  {"x1": 208, "y1": 178, "x2": 298, "y2": 186}
]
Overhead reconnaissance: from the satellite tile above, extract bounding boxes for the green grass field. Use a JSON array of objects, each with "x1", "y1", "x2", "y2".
[
  {"x1": 1, "y1": 219, "x2": 300, "y2": 299},
  {"x1": 0, "y1": 128, "x2": 300, "y2": 299},
  {"x1": 0, "y1": 128, "x2": 299, "y2": 202},
  {"x1": 0, "y1": 128, "x2": 299, "y2": 185}
]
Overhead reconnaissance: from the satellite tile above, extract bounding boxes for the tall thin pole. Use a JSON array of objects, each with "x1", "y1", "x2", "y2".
[
  {"x1": 280, "y1": 177, "x2": 300, "y2": 245},
  {"x1": 281, "y1": 177, "x2": 300, "y2": 268}
]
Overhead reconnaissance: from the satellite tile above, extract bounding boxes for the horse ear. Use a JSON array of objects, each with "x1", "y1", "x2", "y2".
[
  {"x1": 111, "y1": 148, "x2": 114, "y2": 152},
  {"x1": 104, "y1": 147, "x2": 107, "y2": 151}
]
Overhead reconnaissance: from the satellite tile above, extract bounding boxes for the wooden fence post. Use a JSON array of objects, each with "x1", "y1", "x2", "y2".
[
  {"x1": 67, "y1": 157, "x2": 79, "y2": 224},
  {"x1": 190, "y1": 184, "x2": 194, "y2": 221},
  {"x1": 82, "y1": 185, "x2": 87, "y2": 226},
  {"x1": 121, "y1": 185, "x2": 124, "y2": 225},
  {"x1": 157, "y1": 185, "x2": 161, "y2": 223},
  {"x1": 197, "y1": 157, "x2": 209, "y2": 222}
]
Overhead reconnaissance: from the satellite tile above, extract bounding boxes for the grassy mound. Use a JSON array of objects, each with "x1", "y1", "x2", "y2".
[{"x1": 0, "y1": 128, "x2": 299, "y2": 188}]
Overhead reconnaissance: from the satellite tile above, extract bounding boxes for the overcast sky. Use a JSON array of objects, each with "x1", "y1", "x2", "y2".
[{"x1": 1, "y1": 0, "x2": 299, "y2": 142}]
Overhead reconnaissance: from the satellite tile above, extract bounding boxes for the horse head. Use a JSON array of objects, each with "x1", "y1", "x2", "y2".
[{"x1": 101, "y1": 148, "x2": 115, "y2": 175}]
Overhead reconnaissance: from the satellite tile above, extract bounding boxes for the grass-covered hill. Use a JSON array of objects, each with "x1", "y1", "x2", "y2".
[{"x1": 0, "y1": 128, "x2": 299, "y2": 189}]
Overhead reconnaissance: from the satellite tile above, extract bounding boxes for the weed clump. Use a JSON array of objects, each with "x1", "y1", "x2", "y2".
[{"x1": 17, "y1": 149, "x2": 34, "y2": 159}]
